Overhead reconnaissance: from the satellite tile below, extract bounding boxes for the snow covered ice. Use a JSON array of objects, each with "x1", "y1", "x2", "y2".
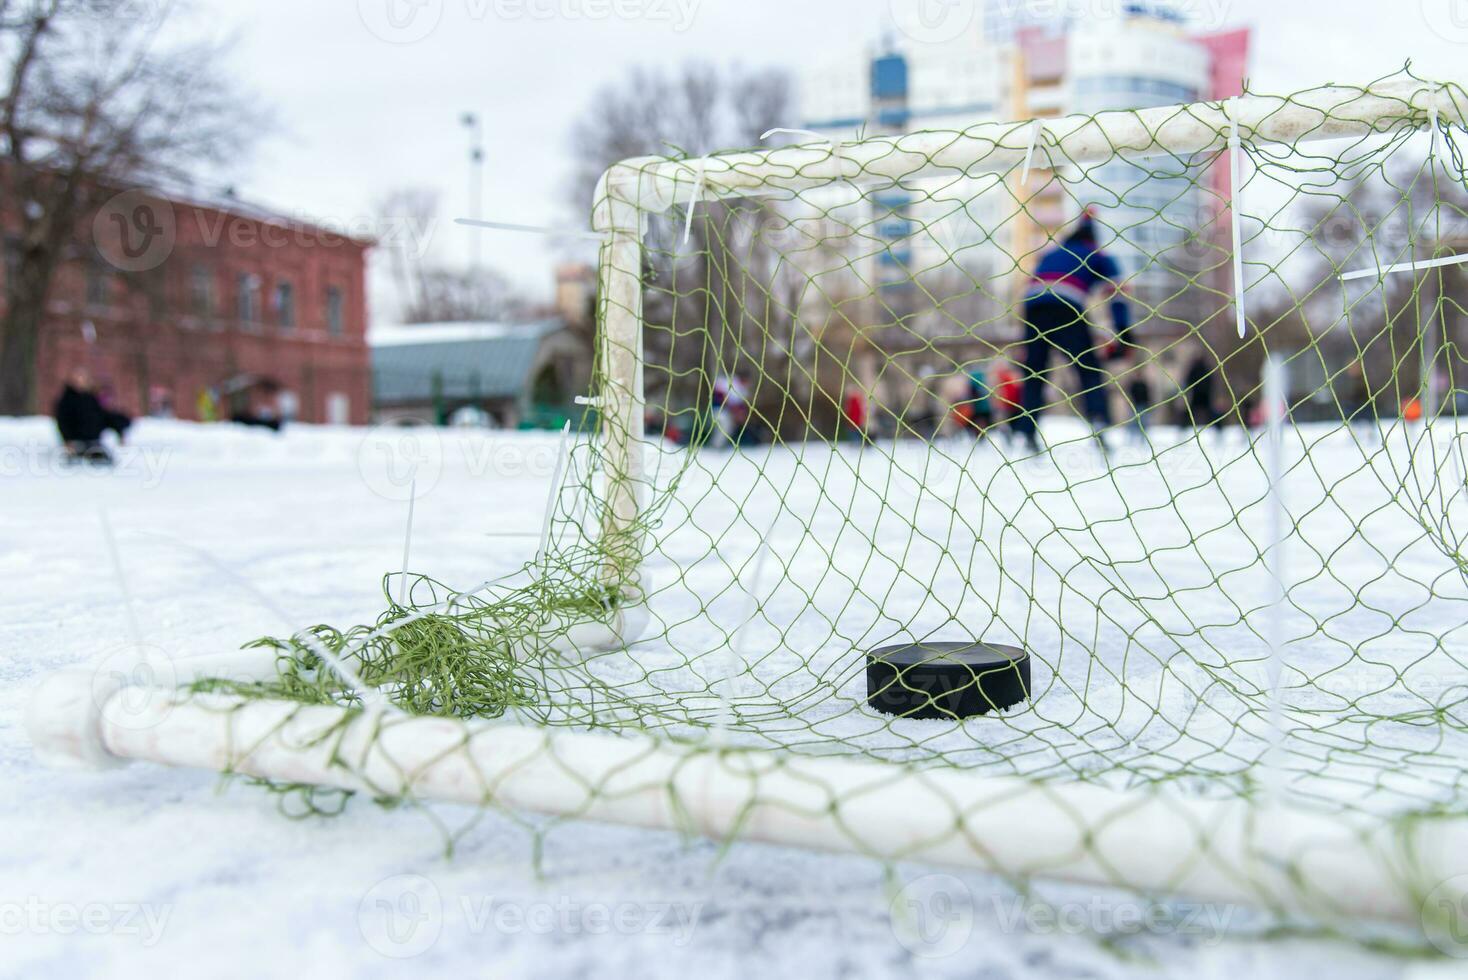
[{"x1": 1, "y1": 417, "x2": 1458, "y2": 978}]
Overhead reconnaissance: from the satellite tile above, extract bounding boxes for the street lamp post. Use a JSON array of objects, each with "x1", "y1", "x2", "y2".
[{"x1": 461, "y1": 112, "x2": 485, "y2": 272}]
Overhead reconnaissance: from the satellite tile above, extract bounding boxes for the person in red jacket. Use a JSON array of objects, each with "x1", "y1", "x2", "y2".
[
  {"x1": 842, "y1": 388, "x2": 868, "y2": 440},
  {"x1": 993, "y1": 362, "x2": 1022, "y2": 423}
]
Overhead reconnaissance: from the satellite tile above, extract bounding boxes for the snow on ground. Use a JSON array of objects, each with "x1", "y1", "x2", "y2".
[{"x1": 0, "y1": 417, "x2": 1443, "y2": 979}]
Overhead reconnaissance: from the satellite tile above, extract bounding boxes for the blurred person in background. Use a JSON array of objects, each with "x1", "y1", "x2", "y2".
[
  {"x1": 1124, "y1": 360, "x2": 1154, "y2": 445},
  {"x1": 1012, "y1": 209, "x2": 1132, "y2": 454},
  {"x1": 711, "y1": 373, "x2": 752, "y2": 447},
  {"x1": 1344, "y1": 359, "x2": 1382, "y2": 446},
  {"x1": 965, "y1": 365, "x2": 996, "y2": 439},
  {"x1": 196, "y1": 387, "x2": 220, "y2": 423},
  {"x1": 1182, "y1": 346, "x2": 1223, "y2": 437},
  {"x1": 842, "y1": 386, "x2": 869, "y2": 442},
  {"x1": 993, "y1": 361, "x2": 1022, "y2": 424},
  {"x1": 54, "y1": 367, "x2": 131, "y2": 464}
]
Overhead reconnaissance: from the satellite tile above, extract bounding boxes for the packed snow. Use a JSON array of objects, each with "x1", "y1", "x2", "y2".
[{"x1": 2, "y1": 417, "x2": 1459, "y2": 979}]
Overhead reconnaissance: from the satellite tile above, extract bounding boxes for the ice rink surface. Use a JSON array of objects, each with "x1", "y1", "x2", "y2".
[{"x1": 0, "y1": 417, "x2": 1452, "y2": 979}]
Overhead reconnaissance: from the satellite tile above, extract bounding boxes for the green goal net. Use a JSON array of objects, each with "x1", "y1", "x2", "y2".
[{"x1": 145, "y1": 70, "x2": 1468, "y2": 946}]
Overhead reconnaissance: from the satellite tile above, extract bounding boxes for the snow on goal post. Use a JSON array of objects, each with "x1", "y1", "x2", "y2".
[{"x1": 28, "y1": 72, "x2": 1468, "y2": 945}]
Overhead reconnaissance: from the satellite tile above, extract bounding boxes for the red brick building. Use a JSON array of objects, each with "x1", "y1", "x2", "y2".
[{"x1": 3, "y1": 189, "x2": 372, "y2": 424}]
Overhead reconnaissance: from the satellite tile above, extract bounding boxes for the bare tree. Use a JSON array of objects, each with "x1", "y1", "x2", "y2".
[
  {"x1": 374, "y1": 186, "x2": 440, "y2": 319},
  {"x1": 0, "y1": 0, "x2": 256, "y2": 414},
  {"x1": 568, "y1": 62, "x2": 793, "y2": 425},
  {"x1": 568, "y1": 62, "x2": 774, "y2": 211},
  {"x1": 373, "y1": 185, "x2": 526, "y2": 323},
  {"x1": 1235, "y1": 147, "x2": 1468, "y2": 416},
  {"x1": 408, "y1": 266, "x2": 525, "y2": 323}
]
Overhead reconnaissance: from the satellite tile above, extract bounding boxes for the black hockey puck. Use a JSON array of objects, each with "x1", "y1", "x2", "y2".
[{"x1": 866, "y1": 642, "x2": 1031, "y2": 720}]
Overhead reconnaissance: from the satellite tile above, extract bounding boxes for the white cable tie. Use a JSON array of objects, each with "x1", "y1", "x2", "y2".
[
  {"x1": 454, "y1": 218, "x2": 608, "y2": 243},
  {"x1": 1340, "y1": 251, "x2": 1468, "y2": 282},
  {"x1": 1021, "y1": 119, "x2": 1044, "y2": 186},
  {"x1": 575, "y1": 395, "x2": 603, "y2": 407},
  {"x1": 536, "y1": 422, "x2": 573, "y2": 567},
  {"x1": 1228, "y1": 98, "x2": 1247, "y2": 339},
  {"x1": 397, "y1": 481, "x2": 416, "y2": 607},
  {"x1": 680, "y1": 159, "x2": 706, "y2": 249}
]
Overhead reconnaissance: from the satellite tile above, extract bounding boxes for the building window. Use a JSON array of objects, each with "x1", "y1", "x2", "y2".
[
  {"x1": 326, "y1": 286, "x2": 344, "y2": 336},
  {"x1": 274, "y1": 281, "x2": 295, "y2": 330},
  {"x1": 237, "y1": 273, "x2": 261, "y2": 325},
  {"x1": 191, "y1": 265, "x2": 214, "y2": 317}
]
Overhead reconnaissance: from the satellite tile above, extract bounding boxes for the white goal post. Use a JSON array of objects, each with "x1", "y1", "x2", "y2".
[
  {"x1": 28, "y1": 668, "x2": 1468, "y2": 923},
  {"x1": 28, "y1": 77, "x2": 1468, "y2": 932},
  {"x1": 594, "y1": 78, "x2": 1464, "y2": 218}
]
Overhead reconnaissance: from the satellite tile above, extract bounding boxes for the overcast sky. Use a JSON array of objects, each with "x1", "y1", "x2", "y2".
[{"x1": 179, "y1": 0, "x2": 1468, "y2": 321}]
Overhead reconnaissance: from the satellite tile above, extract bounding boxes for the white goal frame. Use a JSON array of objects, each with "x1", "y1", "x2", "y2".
[
  {"x1": 29, "y1": 78, "x2": 1468, "y2": 926},
  {"x1": 588, "y1": 76, "x2": 1467, "y2": 589}
]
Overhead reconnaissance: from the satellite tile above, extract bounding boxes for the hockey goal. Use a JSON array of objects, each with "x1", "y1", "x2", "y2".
[{"x1": 30, "y1": 72, "x2": 1468, "y2": 944}]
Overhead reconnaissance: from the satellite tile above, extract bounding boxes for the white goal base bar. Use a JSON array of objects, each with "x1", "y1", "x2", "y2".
[{"x1": 27, "y1": 668, "x2": 1468, "y2": 926}]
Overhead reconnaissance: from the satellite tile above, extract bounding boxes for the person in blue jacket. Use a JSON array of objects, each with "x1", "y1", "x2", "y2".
[{"x1": 1011, "y1": 209, "x2": 1132, "y2": 453}]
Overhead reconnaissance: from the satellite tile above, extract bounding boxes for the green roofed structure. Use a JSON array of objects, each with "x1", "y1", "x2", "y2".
[{"x1": 370, "y1": 319, "x2": 591, "y2": 428}]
